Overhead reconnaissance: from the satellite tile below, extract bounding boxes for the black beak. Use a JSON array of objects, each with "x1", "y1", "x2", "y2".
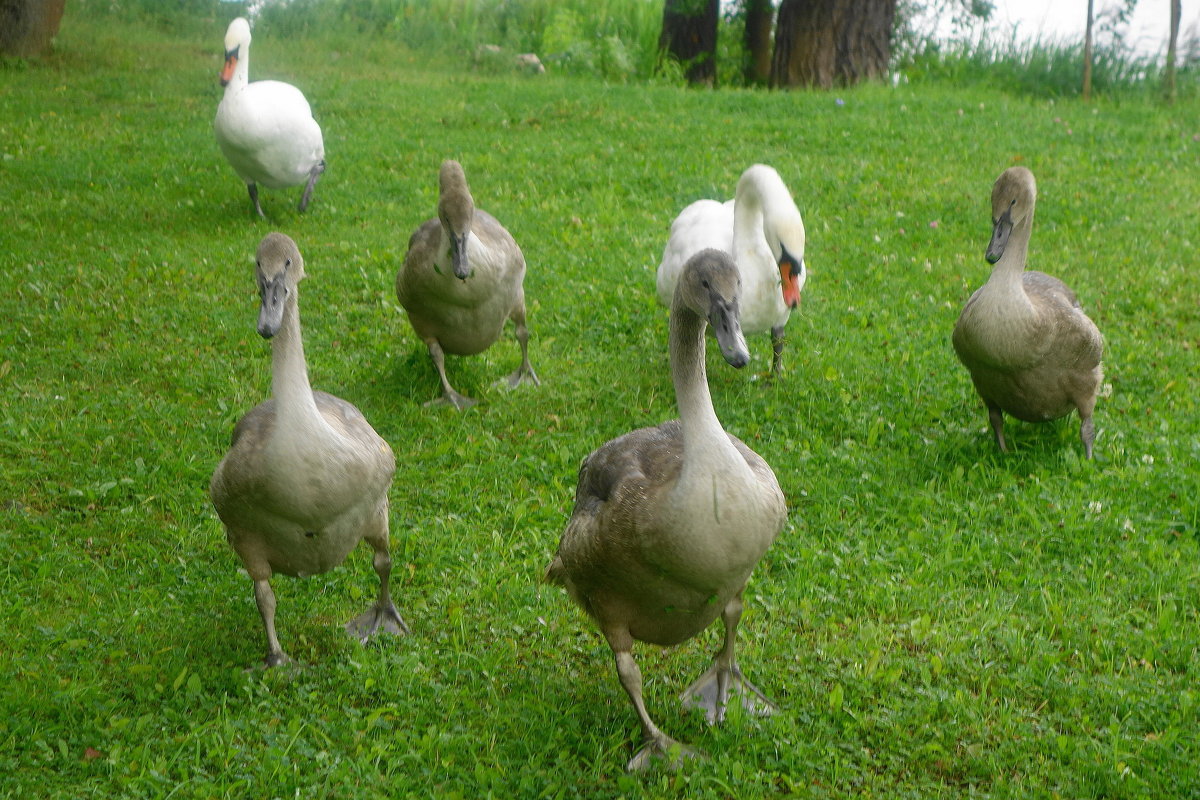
[
  {"x1": 986, "y1": 208, "x2": 1013, "y2": 264},
  {"x1": 451, "y1": 233, "x2": 470, "y2": 280},
  {"x1": 257, "y1": 274, "x2": 287, "y2": 338},
  {"x1": 709, "y1": 296, "x2": 749, "y2": 369}
]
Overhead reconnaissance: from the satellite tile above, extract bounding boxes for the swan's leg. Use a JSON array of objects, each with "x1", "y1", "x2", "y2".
[
  {"x1": 987, "y1": 402, "x2": 1008, "y2": 453},
  {"x1": 770, "y1": 324, "x2": 786, "y2": 376},
  {"x1": 604, "y1": 627, "x2": 700, "y2": 772},
  {"x1": 298, "y1": 160, "x2": 325, "y2": 213},
  {"x1": 1078, "y1": 407, "x2": 1096, "y2": 459},
  {"x1": 346, "y1": 511, "x2": 410, "y2": 641},
  {"x1": 247, "y1": 182, "x2": 265, "y2": 219},
  {"x1": 680, "y1": 592, "x2": 777, "y2": 723},
  {"x1": 253, "y1": 578, "x2": 290, "y2": 667},
  {"x1": 500, "y1": 296, "x2": 540, "y2": 389},
  {"x1": 423, "y1": 339, "x2": 476, "y2": 410}
]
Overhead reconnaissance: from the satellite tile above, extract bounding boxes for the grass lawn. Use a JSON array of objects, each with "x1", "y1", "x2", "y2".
[{"x1": 1, "y1": 9, "x2": 1197, "y2": 799}]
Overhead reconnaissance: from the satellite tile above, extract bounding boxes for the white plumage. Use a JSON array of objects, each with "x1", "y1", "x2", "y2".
[
  {"x1": 657, "y1": 164, "x2": 807, "y2": 375},
  {"x1": 213, "y1": 17, "x2": 325, "y2": 217}
]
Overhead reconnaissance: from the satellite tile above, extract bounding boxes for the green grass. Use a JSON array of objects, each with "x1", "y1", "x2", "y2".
[{"x1": 2, "y1": 9, "x2": 1199, "y2": 799}]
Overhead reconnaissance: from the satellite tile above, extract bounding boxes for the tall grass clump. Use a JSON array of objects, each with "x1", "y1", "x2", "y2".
[
  {"x1": 245, "y1": 0, "x2": 665, "y2": 81},
  {"x1": 898, "y1": 29, "x2": 1200, "y2": 99}
]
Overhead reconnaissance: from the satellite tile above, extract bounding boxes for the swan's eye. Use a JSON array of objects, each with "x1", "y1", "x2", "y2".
[
  {"x1": 701, "y1": 280, "x2": 710, "y2": 289},
  {"x1": 284, "y1": 258, "x2": 292, "y2": 269}
]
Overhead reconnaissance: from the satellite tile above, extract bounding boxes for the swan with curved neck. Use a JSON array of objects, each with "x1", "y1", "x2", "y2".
[
  {"x1": 657, "y1": 164, "x2": 807, "y2": 375},
  {"x1": 214, "y1": 17, "x2": 326, "y2": 218},
  {"x1": 547, "y1": 249, "x2": 786, "y2": 771},
  {"x1": 952, "y1": 166, "x2": 1103, "y2": 457},
  {"x1": 396, "y1": 159, "x2": 539, "y2": 409},
  {"x1": 210, "y1": 233, "x2": 407, "y2": 667}
]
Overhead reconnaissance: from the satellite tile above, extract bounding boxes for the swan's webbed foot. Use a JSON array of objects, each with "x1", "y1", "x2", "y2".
[
  {"x1": 497, "y1": 364, "x2": 540, "y2": 390},
  {"x1": 424, "y1": 389, "x2": 477, "y2": 410},
  {"x1": 261, "y1": 649, "x2": 293, "y2": 669},
  {"x1": 345, "y1": 600, "x2": 410, "y2": 642},
  {"x1": 680, "y1": 661, "x2": 778, "y2": 724},
  {"x1": 626, "y1": 732, "x2": 704, "y2": 772}
]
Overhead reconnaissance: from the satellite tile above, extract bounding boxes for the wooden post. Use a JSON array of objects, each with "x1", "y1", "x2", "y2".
[
  {"x1": 1165, "y1": 0, "x2": 1181, "y2": 103},
  {"x1": 1082, "y1": 0, "x2": 1095, "y2": 101}
]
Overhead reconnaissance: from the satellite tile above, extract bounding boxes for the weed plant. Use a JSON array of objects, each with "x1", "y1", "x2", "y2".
[
  {"x1": 1, "y1": 8, "x2": 1198, "y2": 800},
  {"x1": 69, "y1": 0, "x2": 1198, "y2": 94}
]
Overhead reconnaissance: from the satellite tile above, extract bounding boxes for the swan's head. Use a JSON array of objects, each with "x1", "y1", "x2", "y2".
[
  {"x1": 740, "y1": 164, "x2": 806, "y2": 309},
  {"x1": 254, "y1": 232, "x2": 305, "y2": 339},
  {"x1": 772, "y1": 222, "x2": 806, "y2": 310},
  {"x1": 437, "y1": 160, "x2": 475, "y2": 280},
  {"x1": 220, "y1": 18, "x2": 252, "y2": 87},
  {"x1": 678, "y1": 249, "x2": 750, "y2": 368},
  {"x1": 986, "y1": 166, "x2": 1037, "y2": 264}
]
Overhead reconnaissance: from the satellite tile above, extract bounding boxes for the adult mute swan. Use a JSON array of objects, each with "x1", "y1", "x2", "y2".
[
  {"x1": 952, "y1": 166, "x2": 1104, "y2": 457},
  {"x1": 657, "y1": 164, "x2": 806, "y2": 376},
  {"x1": 396, "y1": 159, "x2": 539, "y2": 409},
  {"x1": 210, "y1": 233, "x2": 408, "y2": 667},
  {"x1": 213, "y1": 17, "x2": 326, "y2": 218},
  {"x1": 546, "y1": 249, "x2": 786, "y2": 771}
]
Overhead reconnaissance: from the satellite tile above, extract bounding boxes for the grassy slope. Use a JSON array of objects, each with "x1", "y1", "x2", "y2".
[{"x1": 1, "y1": 11, "x2": 1197, "y2": 799}]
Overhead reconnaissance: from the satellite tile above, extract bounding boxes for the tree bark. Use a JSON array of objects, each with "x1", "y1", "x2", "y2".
[
  {"x1": 1082, "y1": 0, "x2": 1094, "y2": 101},
  {"x1": 770, "y1": 0, "x2": 896, "y2": 89},
  {"x1": 659, "y1": 0, "x2": 720, "y2": 86},
  {"x1": 1165, "y1": 0, "x2": 1181, "y2": 102},
  {"x1": 743, "y1": 0, "x2": 774, "y2": 86},
  {"x1": 0, "y1": 0, "x2": 66, "y2": 58}
]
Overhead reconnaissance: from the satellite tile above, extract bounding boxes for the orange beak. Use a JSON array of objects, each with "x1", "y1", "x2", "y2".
[
  {"x1": 779, "y1": 257, "x2": 804, "y2": 309},
  {"x1": 220, "y1": 52, "x2": 237, "y2": 86}
]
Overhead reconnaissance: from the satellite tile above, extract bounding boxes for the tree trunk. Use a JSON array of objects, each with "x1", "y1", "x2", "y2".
[
  {"x1": 0, "y1": 0, "x2": 66, "y2": 58},
  {"x1": 659, "y1": 0, "x2": 719, "y2": 86},
  {"x1": 743, "y1": 0, "x2": 774, "y2": 86},
  {"x1": 1082, "y1": 0, "x2": 1094, "y2": 100},
  {"x1": 1165, "y1": 0, "x2": 1181, "y2": 102},
  {"x1": 770, "y1": 0, "x2": 896, "y2": 89}
]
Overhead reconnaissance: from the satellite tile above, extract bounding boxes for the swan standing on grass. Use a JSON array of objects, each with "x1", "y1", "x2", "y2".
[
  {"x1": 657, "y1": 164, "x2": 806, "y2": 376},
  {"x1": 396, "y1": 160, "x2": 539, "y2": 409},
  {"x1": 952, "y1": 166, "x2": 1104, "y2": 457},
  {"x1": 210, "y1": 233, "x2": 408, "y2": 668},
  {"x1": 213, "y1": 17, "x2": 326, "y2": 218},
  {"x1": 546, "y1": 249, "x2": 786, "y2": 771}
]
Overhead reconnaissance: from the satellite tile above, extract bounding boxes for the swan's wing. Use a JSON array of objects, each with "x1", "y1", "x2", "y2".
[
  {"x1": 469, "y1": 209, "x2": 528, "y2": 284},
  {"x1": 211, "y1": 400, "x2": 275, "y2": 513},
  {"x1": 1024, "y1": 270, "x2": 1081, "y2": 310},
  {"x1": 313, "y1": 391, "x2": 395, "y2": 474},
  {"x1": 727, "y1": 433, "x2": 788, "y2": 533},
  {"x1": 656, "y1": 199, "x2": 734, "y2": 306},
  {"x1": 546, "y1": 422, "x2": 682, "y2": 589},
  {"x1": 1025, "y1": 271, "x2": 1103, "y2": 367}
]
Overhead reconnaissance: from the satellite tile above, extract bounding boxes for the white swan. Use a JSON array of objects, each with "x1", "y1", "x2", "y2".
[
  {"x1": 546, "y1": 249, "x2": 786, "y2": 771},
  {"x1": 657, "y1": 164, "x2": 806, "y2": 375},
  {"x1": 396, "y1": 160, "x2": 539, "y2": 409},
  {"x1": 210, "y1": 233, "x2": 407, "y2": 667},
  {"x1": 952, "y1": 166, "x2": 1104, "y2": 457},
  {"x1": 213, "y1": 17, "x2": 325, "y2": 218}
]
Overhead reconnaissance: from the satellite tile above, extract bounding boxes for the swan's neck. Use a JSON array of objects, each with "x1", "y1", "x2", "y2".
[
  {"x1": 985, "y1": 217, "x2": 1035, "y2": 310},
  {"x1": 225, "y1": 49, "x2": 250, "y2": 94},
  {"x1": 269, "y1": 296, "x2": 326, "y2": 438},
  {"x1": 732, "y1": 185, "x2": 768, "y2": 258},
  {"x1": 669, "y1": 305, "x2": 739, "y2": 471}
]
